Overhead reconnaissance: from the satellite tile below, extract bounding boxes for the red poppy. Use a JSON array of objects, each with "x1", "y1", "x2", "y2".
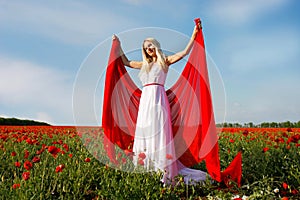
[
  {"x1": 32, "y1": 156, "x2": 40, "y2": 163},
  {"x1": 138, "y1": 159, "x2": 144, "y2": 166},
  {"x1": 26, "y1": 138, "x2": 33, "y2": 145},
  {"x1": 63, "y1": 144, "x2": 69, "y2": 152},
  {"x1": 12, "y1": 183, "x2": 20, "y2": 189},
  {"x1": 24, "y1": 149, "x2": 29, "y2": 159},
  {"x1": 242, "y1": 130, "x2": 249, "y2": 136},
  {"x1": 229, "y1": 139, "x2": 235, "y2": 143},
  {"x1": 122, "y1": 158, "x2": 127, "y2": 164},
  {"x1": 22, "y1": 172, "x2": 30, "y2": 181},
  {"x1": 282, "y1": 132, "x2": 289, "y2": 138},
  {"x1": 291, "y1": 189, "x2": 298, "y2": 195},
  {"x1": 281, "y1": 197, "x2": 289, "y2": 200},
  {"x1": 138, "y1": 152, "x2": 146, "y2": 160},
  {"x1": 55, "y1": 164, "x2": 65, "y2": 173},
  {"x1": 48, "y1": 146, "x2": 59, "y2": 154},
  {"x1": 263, "y1": 147, "x2": 269, "y2": 153},
  {"x1": 47, "y1": 146, "x2": 60, "y2": 157},
  {"x1": 32, "y1": 139, "x2": 39, "y2": 145},
  {"x1": 24, "y1": 160, "x2": 33, "y2": 170},
  {"x1": 15, "y1": 161, "x2": 21, "y2": 168},
  {"x1": 0, "y1": 135, "x2": 8, "y2": 141},
  {"x1": 85, "y1": 157, "x2": 91, "y2": 162},
  {"x1": 287, "y1": 134, "x2": 300, "y2": 144},
  {"x1": 275, "y1": 138, "x2": 285, "y2": 143},
  {"x1": 68, "y1": 154, "x2": 73, "y2": 158},
  {"x1": 11, "y1": 152, "x2": 17, "y2": 157},
  {"x1": 36, "y1": 147, "x2": 45, "y2": 155},
  {"x1": 282, "y1": 182, "x2": 288, "y2": 190}
]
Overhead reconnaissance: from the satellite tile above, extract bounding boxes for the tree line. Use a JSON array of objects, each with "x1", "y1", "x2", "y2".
[
  {"x1": 1, "y1": 116, "x2": 299, "y2": 128},
  {"x1": 0, "y1": 117, "x2": 50, "y2": 126},
  {"x1": 217, "y1": 121, "x2": 300, "y2": 128}
]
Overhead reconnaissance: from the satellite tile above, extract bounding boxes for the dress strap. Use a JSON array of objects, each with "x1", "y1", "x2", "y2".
[{"x1": 143, "y1": 83, "x2": 164, "y2": 87}]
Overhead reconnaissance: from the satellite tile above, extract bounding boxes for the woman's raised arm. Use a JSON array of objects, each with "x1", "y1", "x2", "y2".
[
  {"x1": 166, "y1": 22, "x2": 201, "y2": 66},
  {"x1": 112, "y1": 35, "x2": 143, "y2": 69}
]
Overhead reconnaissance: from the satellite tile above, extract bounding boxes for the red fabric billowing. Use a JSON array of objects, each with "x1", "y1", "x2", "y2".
[
  {"x1": 102, "y1": 39, "x2": 141, "y2": 164},
  {"x1": 102, "y1": 19, "x2": 242, "y2": 186}
]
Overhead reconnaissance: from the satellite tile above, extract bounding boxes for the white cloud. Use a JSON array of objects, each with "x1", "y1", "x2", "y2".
[
  {"x1": 206, "y1": 0, "x2": 289, "y2": 26},
  {"x1": 0, "y1": 1, "x2": 140, "y2": 45},
  {"x1": 0, "y1": 55, "x2": 73, "y2": 124}
]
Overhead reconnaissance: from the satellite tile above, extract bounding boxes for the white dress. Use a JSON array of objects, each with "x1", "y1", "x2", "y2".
[{"x1": 133, "y1": 62, "x2": 207, "y2": 184}]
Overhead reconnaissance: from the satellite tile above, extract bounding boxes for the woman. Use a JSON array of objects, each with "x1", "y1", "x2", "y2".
[{"x1": 112, "y1": 22, "x2": 207, "y2": 184}]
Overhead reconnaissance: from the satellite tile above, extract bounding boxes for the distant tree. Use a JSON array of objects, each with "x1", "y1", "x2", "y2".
[
  {"x1": 248, "y1": 122, "x2": 254, "y2": 128},
  {"x1": 296, "y1": 121, "x2": 300, "y2": 128},
  {"x1": 270, "y1": 122, "x2": 278, "y2": 128},
  {"x1": 260, "y1": 122, "x2": 270, "y2": 128},
  {"x1": 0, "y1": 117, "x2": 50, "y2": 126},
  {"x1": 283, "y1": 121, "x2": 292, "y2": 128},
  {"x1": 212, "y1": 121, "x2": 300, "y2": 128}
]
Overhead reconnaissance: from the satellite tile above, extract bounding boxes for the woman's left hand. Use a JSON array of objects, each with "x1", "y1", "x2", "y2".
[
  {"x1": 192, "y1": 26, "x2": 199, "y2": 38},
  {"x1": 112, "y1": 34, "x2": 119, "y2": 41},
  {"x1": 193, "y1": 22, "x2": 202, "y2": 35}
]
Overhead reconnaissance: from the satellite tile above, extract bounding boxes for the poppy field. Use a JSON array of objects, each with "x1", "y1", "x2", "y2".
[{"x1": 0, "y1": 126, "x2": 299, "y2": 199}]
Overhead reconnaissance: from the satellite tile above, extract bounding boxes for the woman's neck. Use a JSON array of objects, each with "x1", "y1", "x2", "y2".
[{"x1": 151, "y1": 56, "x2": 157, "y2": 62}]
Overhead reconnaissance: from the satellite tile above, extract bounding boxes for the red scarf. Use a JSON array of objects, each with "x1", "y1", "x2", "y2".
[{"x1": 102, "y1": 19, "x2": 242, "y2": 186}]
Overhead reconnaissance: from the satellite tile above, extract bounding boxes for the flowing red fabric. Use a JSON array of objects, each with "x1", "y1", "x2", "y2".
[{"x1": 102, "y1": 19, "x2": 242, "y2": 186}]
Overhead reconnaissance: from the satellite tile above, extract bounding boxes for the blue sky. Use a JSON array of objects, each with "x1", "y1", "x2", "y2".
[{"x1": 1, "y1": 0, "x2": 300, "y2": 125}]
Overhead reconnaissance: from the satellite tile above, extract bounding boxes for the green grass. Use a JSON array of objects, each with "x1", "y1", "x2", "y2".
[{"x1": 0, "y1": 126, "x2": 299, "y2": 199}]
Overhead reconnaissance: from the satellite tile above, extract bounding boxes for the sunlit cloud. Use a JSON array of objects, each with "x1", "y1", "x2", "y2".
[
  {"x1": 0, "y1": 1, "x2": 141, "y2": 45},
  {"x1": 0, "y1": 55, "x2": 73, "y2": 124}
]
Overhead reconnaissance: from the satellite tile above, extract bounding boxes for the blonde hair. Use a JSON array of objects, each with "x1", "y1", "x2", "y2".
[{"x1": 140, "y1": 38, "x2": 168, "y2": 73}]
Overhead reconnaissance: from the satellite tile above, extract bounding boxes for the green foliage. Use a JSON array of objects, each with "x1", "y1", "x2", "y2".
[
  {"x1": 217, "y1": 120, "x2": 300, "y2": 128},
  {"x1": 0, "y1": 126, "x2": 299, "y2": 199}
]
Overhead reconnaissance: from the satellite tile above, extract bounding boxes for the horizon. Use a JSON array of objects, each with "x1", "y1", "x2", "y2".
[{"x1": 1, "y1": 116, "x2": 299, "y2": 127}]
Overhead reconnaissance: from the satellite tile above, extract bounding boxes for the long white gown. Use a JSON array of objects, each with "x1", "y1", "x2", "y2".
[{"x1": 132, "y1": 62, "x2": 207, "y2": 184}]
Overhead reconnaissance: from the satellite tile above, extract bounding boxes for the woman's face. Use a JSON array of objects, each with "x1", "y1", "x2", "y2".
[{"x1": 143, "y1": 41, "x2": 156, "y2": 57}]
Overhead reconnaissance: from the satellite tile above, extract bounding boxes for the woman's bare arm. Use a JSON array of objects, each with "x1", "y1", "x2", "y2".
[
  {"x1": 166, "y1": 22, "x2": 201, "y2": 66},
  {"x1": 112, "y1": 35, "x2": 143, "y2": 69}
]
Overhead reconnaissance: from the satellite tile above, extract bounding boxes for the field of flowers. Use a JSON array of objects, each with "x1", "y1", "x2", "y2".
[{"x1": 0, "y1": 126, "x2": 299, "y2": 199}]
